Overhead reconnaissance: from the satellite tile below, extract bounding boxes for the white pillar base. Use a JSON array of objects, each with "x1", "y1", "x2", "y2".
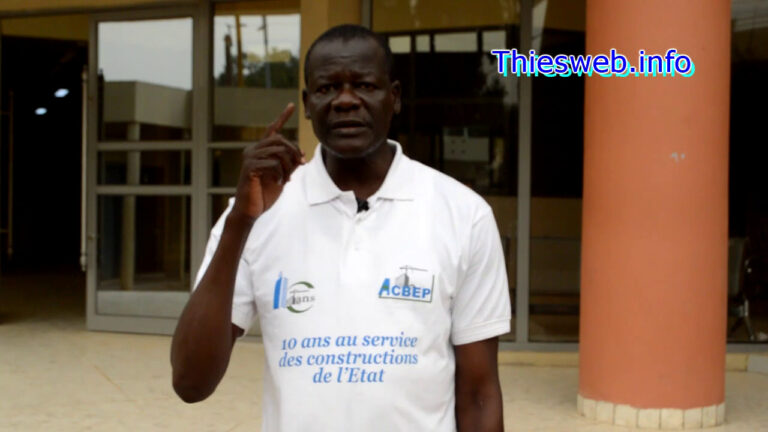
[{"x1": 577, "y1": 394, "x2": 725, "y2": 429}]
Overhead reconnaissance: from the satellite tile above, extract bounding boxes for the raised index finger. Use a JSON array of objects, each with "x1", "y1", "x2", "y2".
[{"x1": 264, "y1": 102, "x2": 295, "y2": 138}]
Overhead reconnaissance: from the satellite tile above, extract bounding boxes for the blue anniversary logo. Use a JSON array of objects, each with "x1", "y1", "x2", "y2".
[
  {"x1": 273, "y1": 272, "x2": 316, "y2": 313},
  {"x1": 378, "y1": 265, "x2": 434, "y2": 303}
]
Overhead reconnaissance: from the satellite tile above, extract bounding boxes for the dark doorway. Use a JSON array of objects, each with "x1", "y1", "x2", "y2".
[{"x1": 0, "y1": 35, "x2": 87, "y2": 323}]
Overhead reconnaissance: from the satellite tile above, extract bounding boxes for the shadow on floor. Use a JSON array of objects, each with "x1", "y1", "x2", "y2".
[{"x1": 0, "y1": 271, "x2": 85, "y2": 327}]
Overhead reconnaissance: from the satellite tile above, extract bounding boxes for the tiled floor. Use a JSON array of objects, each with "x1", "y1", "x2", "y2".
[{"x1": 2, "y1": 272, "x2": 768, "y2": 431}]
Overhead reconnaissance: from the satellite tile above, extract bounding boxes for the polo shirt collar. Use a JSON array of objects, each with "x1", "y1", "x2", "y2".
[{"x1": 304, "y1": 139, "x2": 414, "y2": 206}]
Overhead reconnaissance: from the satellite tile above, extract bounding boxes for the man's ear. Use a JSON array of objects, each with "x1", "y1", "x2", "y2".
[
  {"x1": 302, "y1": 88, "x2": 311, "y2": 119},
  {"x1": 391, "y1": 80, "x2": 402, "y2": 115}
]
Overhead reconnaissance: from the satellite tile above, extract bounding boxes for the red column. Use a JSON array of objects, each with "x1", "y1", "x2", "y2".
[{"x1": 579, "y1": 0, "x2": 731, "y2": 428}]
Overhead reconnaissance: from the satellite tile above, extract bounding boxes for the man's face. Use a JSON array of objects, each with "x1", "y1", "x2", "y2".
[{"x1": 303, "y1": 37, "x2": 401, "y2": 158}]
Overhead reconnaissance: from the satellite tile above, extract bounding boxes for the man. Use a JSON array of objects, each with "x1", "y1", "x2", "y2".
[{"x1": 171, "y1": 25, "x2": 511, "y2": 431}]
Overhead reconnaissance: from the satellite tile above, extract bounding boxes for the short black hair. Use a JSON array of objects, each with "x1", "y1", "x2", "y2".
[{"x1": 303, "y1": 24, "x2": 393, "y2": 85}]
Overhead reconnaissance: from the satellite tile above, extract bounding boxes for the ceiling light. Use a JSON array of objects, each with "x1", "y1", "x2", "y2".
[
  {"x1": 35, "y1": 107, "x2": 47, "y2": 115},
  {"x1": 54, "y1": 88, "x2": 69, "y2": 98}
]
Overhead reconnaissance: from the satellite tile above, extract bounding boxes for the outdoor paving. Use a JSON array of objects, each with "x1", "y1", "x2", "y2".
[{"x1": 1, "y1": 274, "x2": 767, "y2": 431}]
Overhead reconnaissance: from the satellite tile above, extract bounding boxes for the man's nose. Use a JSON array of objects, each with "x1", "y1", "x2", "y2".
[{"x1": 331, "y1": 84, "x2": 361, "y2": 111}]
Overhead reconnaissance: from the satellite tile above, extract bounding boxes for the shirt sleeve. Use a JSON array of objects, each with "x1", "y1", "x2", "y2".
[
  {"x1": 451, "y1": 206, "x2": 512, "y2": 345},
  {"x1": 194, "y1": 198, "x2": 257, "y2": 334}
]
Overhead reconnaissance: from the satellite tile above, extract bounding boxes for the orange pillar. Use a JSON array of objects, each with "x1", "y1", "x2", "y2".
[{"x1": 579, "y1": 0, "x2": 730, "y2": 429}]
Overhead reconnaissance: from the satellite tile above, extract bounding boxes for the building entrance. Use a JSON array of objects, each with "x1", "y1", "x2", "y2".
[{"x1": 0, "y1": 34, "x2": 87, "y2": 325}]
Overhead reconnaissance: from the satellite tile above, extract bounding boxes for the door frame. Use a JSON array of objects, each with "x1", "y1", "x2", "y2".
[{"x1": 86, "y1": 3, "x2": 211, "y2": 334}]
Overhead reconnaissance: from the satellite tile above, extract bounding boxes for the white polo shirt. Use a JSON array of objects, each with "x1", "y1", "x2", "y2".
[{"x1": 196, "y1": 140, "x2": 511, "y2": 432}]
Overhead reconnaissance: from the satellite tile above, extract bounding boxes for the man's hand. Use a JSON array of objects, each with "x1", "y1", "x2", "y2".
[
  {"x1": 171, "y1": 103, "x2": 303, "y2": 403},
  {"x1": 232, "y1": 103, "x2": 304, "y2": 221}
]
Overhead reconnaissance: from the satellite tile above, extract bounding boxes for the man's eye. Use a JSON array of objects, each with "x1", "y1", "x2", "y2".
[
  {"x1": 316, "y1": 85, "x2": 332, "y2": 94},
  {"x1": 356, "y1": 82, "x2": 376, "y2": 90}
]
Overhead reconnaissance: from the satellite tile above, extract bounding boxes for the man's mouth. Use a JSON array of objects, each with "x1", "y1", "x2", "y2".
[{"x1": 330, "y1": 120, "x2": 368, "y2": 135}]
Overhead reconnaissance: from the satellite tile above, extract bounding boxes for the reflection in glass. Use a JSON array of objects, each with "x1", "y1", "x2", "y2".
[
  {"x1": 211, "y1": 149, "x2": 242, "y2": 187},
  {"x1": 528, "y1": 201, "x2": 582, "y2": 342},
  {"x1": 388, "y1": 35, "x2": 410, "y2": 54},
  {"x1": 97, "y1": 195, "x2": 190, "y2": 293},
  {"x1": 482, "y1": 30, "x2": 505, "y2": 52},
  {"x1": 389, "y1": 31, "x2": 518, "y2": 193},
  {"x1": 728, "y1": 0, "x2": 768, "y2": 342},
  {"x1": 211, "y1": 194, "x2": 232, "y2": 228},
  {"x1": 213, "y1": 3, "x2": 300, "y2": 141},
  {"x1": 415, "y1": 34, "x2": 430, "y2": 53},
  {"x1": 434, "y1": 32, "x2": 476, "y2": 52},
  {"x1": 98, "y1": 18, "x2": 193, "y2": 141},
  {"x1": 375, "y1": 2, "x2": 520, "y2": 340},
  {"x1": 98, "y1": 151, "x2": 191, "y2": 185},
  {"x1": 528, "y1": 0, "x2": 585, "y2": 342}
]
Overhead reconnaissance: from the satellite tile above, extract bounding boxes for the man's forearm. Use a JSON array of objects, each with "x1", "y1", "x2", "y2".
[
  {"x1": 170, "y1": 214, "x2": 254, "y2": 403},
  {"x1": 455, "y1": 380, "x2": 504, "y2": 432},
  {"x1": 454, "y1": 338, "x2": 504, "y2": 431}
]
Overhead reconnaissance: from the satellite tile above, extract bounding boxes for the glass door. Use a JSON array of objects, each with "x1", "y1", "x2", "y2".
[{"x1": 86, "y1": 7, "x2": 206, "y2": 334}]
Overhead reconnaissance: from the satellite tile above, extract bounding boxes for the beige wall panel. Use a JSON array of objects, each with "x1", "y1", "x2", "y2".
[
  {"x1": 1, "y1": 14, "x2": 89, "y2": 40},
  {"x1": 216, "y1": 0, "x2": 299, "y2": 15},
  {"x1": 475, "y1": 197, "x2": 583, "y2": 241},
  {"x1": 538, "y1": 0, "x2": 585, "y2": 32},
  {"x1": 0, "y1": 0, "x2": 192, "y2": 14},
  {"x1": 531, "y1": 197, "x2": 581, "y2": 238},
  {"x1": 372, "y1": 0, "x2": 583, "y2": 32},
  {"x1": 298, "y1": 0, "x2": 361, "y2": 157},
  {"x1": 485, "y1": 196, "x2": 582, "y2": 239},
  {"x1": 485, "y1": 196, "x2": 581, "y2": 292},
  {"x1": 373, "y1": 0, "x2": 519, "y2": 32}
]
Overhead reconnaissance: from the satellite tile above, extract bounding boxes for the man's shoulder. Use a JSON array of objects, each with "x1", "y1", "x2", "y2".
[
  {"x1": 210, "y1": 164, "x2": 310, "y2": 239},
  {"x1": 406, "y1": 158, "x2": 492, "y2": 215}
]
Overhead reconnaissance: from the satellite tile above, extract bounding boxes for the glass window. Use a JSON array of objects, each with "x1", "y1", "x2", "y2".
[
  {"x1": 415, "y1": 34, "x2": 430, "y2": 52},
  {"x1": 97, "y1": 18, "x2": 193, "y2": 141},
  {"x1": 528, "y1": 0, "x2": 585, "y2": 342},
  {"x1": 482, "y1": 30, "x2": 506, "y2": 52},
  {"x1": 374, "y1": 0, "x2": 520, "y2": 341},
  {"x1": 97, "y1": 195, "x2": 190, "y2": 296},
  {"x1": 210, "y1": 149, "x2": 242, "y2": 188},
  {"x1": 211, "y1": 194, "x2": 233, "y2": 228},
  {"x1": 213, "y1": 2, "x2": 300, "y2": 141},
  {"x1": 728, "y1": 0, "x2": 768, "y2": 343},
  {"x1": 98, "y1": 151, "x2": 191, "y2": 185},
  {"x1": 434, "y1": 32, "x2": 476, "y2": 53},
  {"x1": 388, "y1": 35, "x2": 411, "y2": 54}
]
